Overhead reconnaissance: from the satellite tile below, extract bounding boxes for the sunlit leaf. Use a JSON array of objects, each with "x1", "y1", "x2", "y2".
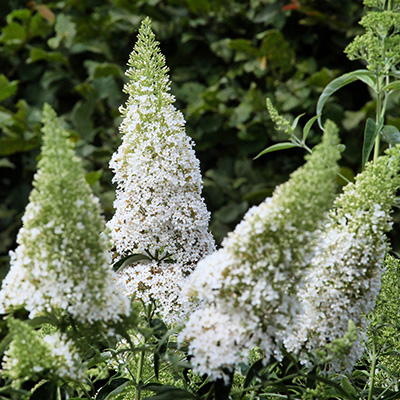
[
  {"x1": 254, "y1": 142, "x2": 298, "y2": 159},
  {"x1": 316, "y1": 69, "x2": 375, "y2": 129}
]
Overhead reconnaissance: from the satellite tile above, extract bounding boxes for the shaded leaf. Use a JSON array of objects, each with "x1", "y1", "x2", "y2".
[
  {"x1": 382, "y1": 125, "x2": 400, "y2": 145},
  {"x1": 228, "y1": 39, "x2": 259, "y2": 56},
  {"x1": 214, "y1": 373, "x2": 234, "y2": 400},
  {"x1": 383, "y1": 80, "x2": 400, "y2": 92},
  {"x1": 0, "y1": 136, "x2": 41, "y2": 156},
  {"x1": 244, "y1": 359, "x2": 265, "y2": 388},
  {"x1": 85, "y1": 170, "x2": 103, "y2": 186},
  {"x1": 28, "y1": 48, "x2": 66, "y2": 64},
  {"x1": 84, "y1": 60, "x2": 123, "y2": 80},
  {"x1": 302, "y1": 114, "x2": 320, "y2": 142},
  {"x1": 291, "y1": 113, "x2": 305, "y2": 131},
  {"x1": 0, "y1": 75, "x2": 18, "y2": 102},
  {"x1": 96, "y1": 378, "x2": 130, "y2": 400},
  {"x1": 113, "y1": 254, "x2": 152, "y2": 273},
  {"x1": 142, "y1": 385, "x2": 196, "y2": 400},
  {"x1": 361, "y1": 118, "x2": 378, "y2": 169},
  {"x1": 341, "y1": 376, "x2": 357, "y2": 397},
  {"x1": 0, "y1": 158, "x2": 15, "y2": 169},
  {"x1": 29, "y1": 381, "x2": 57, "y2": 400}
]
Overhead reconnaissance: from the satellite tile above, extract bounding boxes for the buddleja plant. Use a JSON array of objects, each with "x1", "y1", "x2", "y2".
[
  {"x1": 180, "y1": 121, "x2": 342, "y2": 382},
  {"x1": 0, "y1": 104, "x2": 132, "y2": 327},
  {"x1": 0, "y1": 104, "x2": 137, "y2": 397},
  {"x1": 321, "y1": 0, "x2": 400, "y2": 168},
  {"x1": 107, "y1": 17, "x2": 215, "y2": 325},
  {"x1": 285, "y1": 147, "x2": 400, "y2": 373}
]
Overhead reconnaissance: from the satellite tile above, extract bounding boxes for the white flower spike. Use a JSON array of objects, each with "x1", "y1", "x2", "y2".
[
  {"x1": 0, "y1": 104, "x2": 130, "y2": 327},
  {"x1": 107, "y1": 17, "x2": 215, "y2": 324}
]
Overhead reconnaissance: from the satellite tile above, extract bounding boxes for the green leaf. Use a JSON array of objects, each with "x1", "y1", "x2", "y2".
[
  {"x1": 337, "y1": 166, "x2": 354, "y2": 186},
  {"x1": 85, "y1": 170, "x2": 103, "y2": 186},
  {"x1": 0, "y1": 136, "x2": 41, "y2": 156},
  {"x1": 6, "y1": 9, "x2": 31, "y2": 24},
  {"x1": 0, "y1": 22, "x2": 26, "y2": 48},
  {"x1": 28, "y1": 48, "x2": 67, "y2": 64},
  {"x1": 303, "y1": 114, "x2": 320, "y2": 142},
  {"x1": 341, "y1": 376, "x2": 357, "y2": 397},
  {"x1": 113, "y1": 253, "x2": 152, "y2": 273},
  {"x1": 316, "y1": 69, "x2": 375, "y2": 129},
  {"x1": 142, "y1": 385, "x2": 196, "y2": 400},
  {"x1": 150, "y1": 318, "x2": 168, "y2": 340},
  {"x1": 214, "y1": 375, "x2": 234, "y2": 400},
  {"x1": 244, "y1": 359, "x2": 264, "y2": 388},
  {"x1": 29, "y1": 381, "x2": 57, "y2": 400},
  {"x1": 228, "y1": 39, "x2": 259, "y2": 56},
  {"x1": 383, "y1": 81, "x2": 400, "y2": 92},
  {"x1": 70, "y1": 99, "x2": 95, "y2": 139},
  {"x1": 84, "y1": 60, "x2": 123, "y2": 80},
  {"x1": 254, "y1": 142, "x2": 298, "y2": 159},
  {"x1": 382, "y1": 125, "x2": 400, "y2": 145},
  {"x1": 0, "y1": 158, "x2": 15, "y2": 168},
  {"x1": 362, "y1": 118, "x2": 378, "y2": 169},
  {"x1": 214, "y1": 202, "x2": 248, "y2": 224},
  {"x1": 96, "y1": 378, "x2": 131, "y2": 400},
  {"x1": 48, "y1": 14, "x2": 76, "y2": 49},
  {"x1": 291, "y1": 113, "x2": 305, "y2": 131},
  {"x1": 0, "y1": 75, "x2": 18, "y2": 102}
]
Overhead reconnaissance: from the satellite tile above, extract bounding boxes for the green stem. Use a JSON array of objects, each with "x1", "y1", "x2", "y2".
[
  {"x1": 368, "y1": 339, "x2": 377, "y2": 400},
  {"x1": 374, "y1": 77, "x2": 383, "y2": 162},
  {"x1": 135, "y1": 303, "x2": 154, "y2": 400},
  {"x1": 78, "y1": 383, "x2": 92, "y2": 400},
  {"x1": 135, "y1": 350, "x2": 145, "y2": 400}
]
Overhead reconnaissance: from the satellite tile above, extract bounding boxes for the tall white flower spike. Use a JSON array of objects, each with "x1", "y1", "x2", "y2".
[
  {"x1": 285, "y1": 146, "x2": 400, "y2": 372},
  {"x1": 0, "y1": 104, "x2": 130, "y2": 328},
  {"x1": 181, "y1": 121, "x2": 342, "y2": 381},
  {"x1": 107, "y1": 18, "x2": 215, "y2": 325}
]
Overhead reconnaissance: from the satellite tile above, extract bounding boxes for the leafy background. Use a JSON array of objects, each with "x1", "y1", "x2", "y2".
[{"x1": 3, "y1": 0, "x2": 400, "y2": 280}]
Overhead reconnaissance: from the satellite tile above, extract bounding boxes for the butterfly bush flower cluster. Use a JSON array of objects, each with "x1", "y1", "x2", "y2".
[
  {"x1": 180, "y1": 121, "x2": 342, "y2": 381},
  {"x1": 0, "y1": 104, "x2": 130, "y2": 328},
  {"x1": 107, "y1": 18, "x2": 215, "y2": 324},
  {"x1": 1, "y1": 319, "x2": 83, "y2": 387},
  {"x1": 284, "y1": 147, "x2": 400, "y2": 372}
]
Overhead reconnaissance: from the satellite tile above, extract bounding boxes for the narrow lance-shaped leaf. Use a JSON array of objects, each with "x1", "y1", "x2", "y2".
[
  {"x1": 317, "y1": 69, "x2": 375, "y2": 129},
  {"x1": 254, "y1": 142, "x2": 299, "y2": 159},
  {"x1": 303, "y1": 114, "x2": 320, "y2": 142},
  {"x1": 382, "y1": 80, "x2": 400, "y2": 93},
  {"x1": 361, "y1": 118, "x2": 381, "y2": 169},
  {"x1": 113, "y1": 253, "x2": 152, "y2": 273},
  {"x1": 291, "y1": 113, "x2": 305, "y2": 131}
]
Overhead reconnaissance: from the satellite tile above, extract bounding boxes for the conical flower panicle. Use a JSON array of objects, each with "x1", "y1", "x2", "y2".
[
  {"x1": 123, "y1": 16, "x2": 171, "y2": 110},
  {"x1": 285, "y1": 146, "x2": 400, "y2": 372},
  {"x1": 1, "y1": 319, "x2": 83, "y2": 387},
  {"x1": 107, "y1": 18, "x2": 215, "y2": 324},
  {"x1": 180, "y1": 121, "x2": 342, "y2": 381},
  {"x1": 0, "y1": 104, "x2": 130, "y2": 327}
]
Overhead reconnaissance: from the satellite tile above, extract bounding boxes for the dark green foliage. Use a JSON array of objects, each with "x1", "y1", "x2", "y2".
[{"x1": 0, "y1": 0, "x2": 372, "y2": 279}]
